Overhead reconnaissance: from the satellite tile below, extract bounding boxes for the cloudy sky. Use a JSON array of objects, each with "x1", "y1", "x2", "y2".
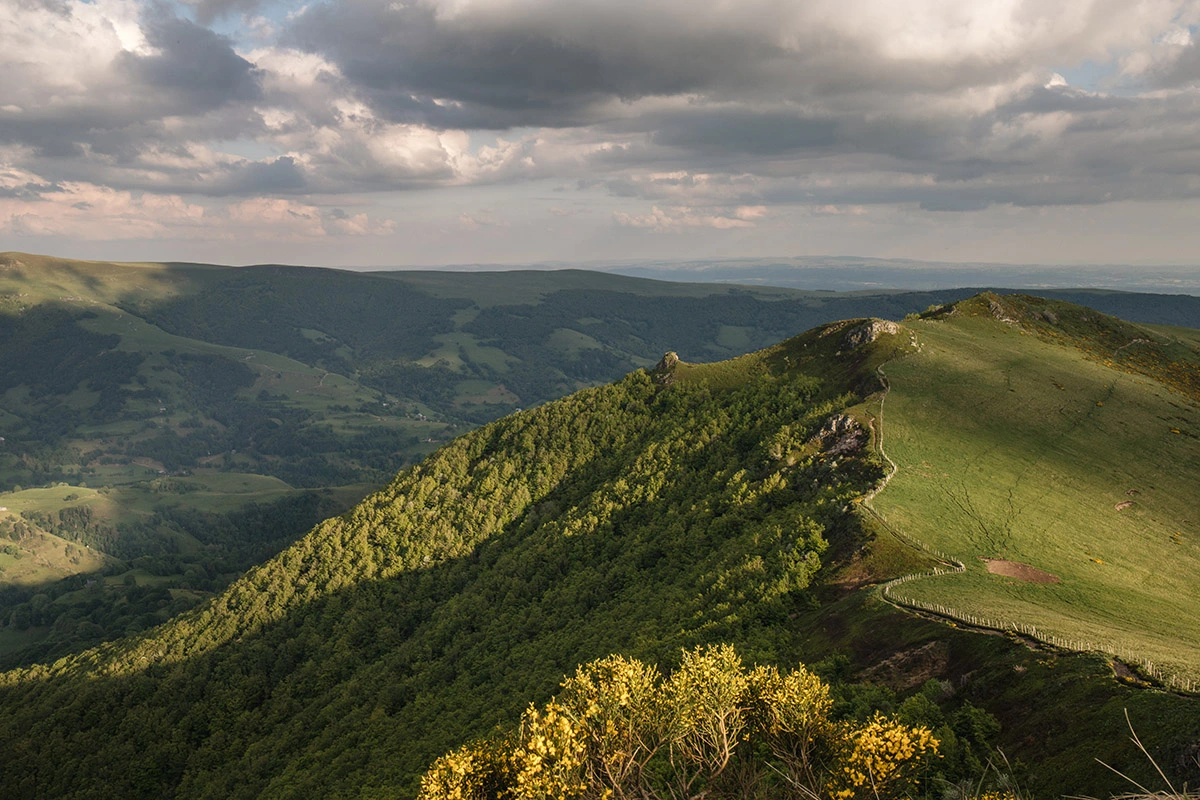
[{"x1": 3, "y1": 0, "x2": 1200, "y2": 267}]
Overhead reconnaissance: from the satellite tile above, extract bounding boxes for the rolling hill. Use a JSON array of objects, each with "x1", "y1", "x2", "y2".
[
  {"x1": 3, "y1": 252, "x2": 976, "y2": 666},
  {"x1": 24, "y1": 251, "x2": 1196, "y2": 666},
  {"x1": 0, "y1": 294, "x2": 1197, "y2": 799}
]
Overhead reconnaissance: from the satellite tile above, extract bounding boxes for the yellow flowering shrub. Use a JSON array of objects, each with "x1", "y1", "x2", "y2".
[
  {"x1": 829, "y1": 712, "x2": 938, "y2": 800},
  {"x1": 418, "y1": 646, "x2": 939, "y2": 800},
  {"x1": 420, "y1": 740, "x2": 504, "y2": 800},
  {"x1": 508, "y1": 701, "x2": 589, "y2": 800},
  {"x1": 664, "y1": 644, "x2": 751, "y2": 775},
  {"x1": 750, "y1": 662, "x2": 835, "y2": 788},
  {"x1": 556, "y1": 654, "x2": 666, "y2": 792}
]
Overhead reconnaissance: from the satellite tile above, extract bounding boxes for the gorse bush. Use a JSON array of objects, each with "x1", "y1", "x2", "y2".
[{"x1": 420, "y1": 644, "x2": 938, "y2": 800}]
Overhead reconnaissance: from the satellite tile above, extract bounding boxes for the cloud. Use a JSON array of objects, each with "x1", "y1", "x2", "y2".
[
  {"x1": 6, "y1": 0, "x2": 1200, "y2": 257},
  {"x1": 613, "y1": 205, "x2": 767, "y2": 232},
  {"x1": 188, "y1": 0, "x2": 266, "y2": 25},
  {"x1": 813, "y1": 205, "x2": 867, "y2": 216},
  {"x1": 283, "y1": 0, "x2": 1190, "y2": 127},
  {"x1": 0, "y1": 167, "x2": 396, "y2": 240}
]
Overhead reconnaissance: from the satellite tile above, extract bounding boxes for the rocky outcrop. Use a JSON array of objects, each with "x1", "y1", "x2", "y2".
[
  {"x1": 653, "y1": 351, "x2": 680, "y2": 385},
  {"x1": 841, "y1": 319, "x2": 900, "y2": 350},
  {"x1": 858, "y1": 641, "x2": 952, "y2": 693},
  {"x1": 810, "y1": 414, "x2": 867, "y2": 456}
]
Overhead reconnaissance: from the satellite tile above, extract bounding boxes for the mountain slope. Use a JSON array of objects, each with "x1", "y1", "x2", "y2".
[
  {"x1": 0, "y1": 250, "x2": 1007, "y2": 667},
  {"x1": 0, "y1": 251, "x2": 926, "y2": 663},
  {"x1": 0, "y1": 317, "x2": 909, "y2": 798},
  {"x1": 870, "y1": 293, "x2": 1200, "y2": 686},
  {"x1": 0, "y1": 298, "x2": 1198, "y2": 799}
]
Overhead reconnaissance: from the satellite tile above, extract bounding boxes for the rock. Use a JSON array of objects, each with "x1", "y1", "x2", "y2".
[
  {"x1": 858, "y1": 641, "x2": 952, "y2": 693},
  {"x1": 841, "y1": 319, "x2": 900, "y2": 350},
  {"x1": 653, "y1": 351, "x2": 680, "y2": 385},
  {"x1": 809, "y1": 414, "x2": 867, "y2": 456}
]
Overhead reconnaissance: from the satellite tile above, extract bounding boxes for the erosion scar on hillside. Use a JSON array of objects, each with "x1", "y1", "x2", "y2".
[{"x1": 982, "y1": 558, "x2": 1061, "y2": 584}]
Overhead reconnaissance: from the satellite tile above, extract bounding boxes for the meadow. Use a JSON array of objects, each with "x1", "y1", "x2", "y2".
[{"x1": 868, "y1": 295, "x2": 1200, "y2": 686}]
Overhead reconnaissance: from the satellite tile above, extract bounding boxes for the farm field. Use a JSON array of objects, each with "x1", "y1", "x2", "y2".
[{"x1": 870, "y1": 295, "x2": 1200, "y2": 685}]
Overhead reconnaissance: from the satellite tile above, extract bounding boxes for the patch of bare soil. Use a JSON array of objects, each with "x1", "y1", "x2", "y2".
[
  {"x1": 983, "y1": 558, "x2": 1061, "y2": 584},
  {"x1": 858, "y1": 641, "x2": 951, "y2": 692}
]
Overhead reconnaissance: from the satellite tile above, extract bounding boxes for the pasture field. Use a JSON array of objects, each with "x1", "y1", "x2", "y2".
[{"x1": 870, "y1": 295, "x2": 1200, "y2": 684}]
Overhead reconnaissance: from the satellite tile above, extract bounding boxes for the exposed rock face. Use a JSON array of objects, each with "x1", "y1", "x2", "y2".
[
  {"x1": 988, "y1": 298, "x2": 1019, "y2": 324},
  {"x1": 810, "y1": 413, "x2": 867, "y2": 456},
  {"x1": 653, "y1": 351, "x2": 680, "y2": 385},
  {"x1": 841, "y1": 319, "x2": 899, "y2": 350}
]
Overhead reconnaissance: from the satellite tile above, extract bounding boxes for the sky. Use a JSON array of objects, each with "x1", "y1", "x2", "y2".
[{"x1": 3, "y1": 0, "x2": 1200, "y2": 268}]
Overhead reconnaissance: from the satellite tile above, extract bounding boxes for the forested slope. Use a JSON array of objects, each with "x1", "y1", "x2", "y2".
[{"x1": 0, "y1": 317, "x2": 908, "y2": 798}]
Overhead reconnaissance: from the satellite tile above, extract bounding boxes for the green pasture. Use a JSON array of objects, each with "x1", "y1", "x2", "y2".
[
  {"x1": 0, "y1": 252, "x2": 197, "y2": 306},
  {"x1": 418, "y1": 330, "x2": 516, "y2": 372},
  {"x1": 0, "y1": 506, "x2": 109, "y2": 587},
  {"x1": 545, "y1": 327, "x2": 604, "y2": 357},
  {"x1": 871, "y1": 307, "x2": 1200, "y2": 684},
  {"x1": 715, "y1": 324, "x2": 753, "y2": 351},
  {"x1": 0, "y1": 472, "x2": 295, "y2": 521},
  {"x1": 453, "y1": 378, "x2": 521, "y2": 407}
]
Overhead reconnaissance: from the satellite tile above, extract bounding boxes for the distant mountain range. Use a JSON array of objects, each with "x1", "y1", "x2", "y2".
[{"x1": 404, "y1": 255, "x2": 1200, "y2": 296}]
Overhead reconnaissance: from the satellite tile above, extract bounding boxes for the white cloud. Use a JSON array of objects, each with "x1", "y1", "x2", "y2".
[
  {"x1": 0, "y1": 169, "x2": 395, "y2": 241},
  {"x1": 5, "y1": 0, "x2": 1200, "y2": 262},
  {"x1": 613, "y1": 205, "x2": 766, "y2": 232},
  {"x1": 813, "y1": 205, "x2": 868, "y2": 216}
]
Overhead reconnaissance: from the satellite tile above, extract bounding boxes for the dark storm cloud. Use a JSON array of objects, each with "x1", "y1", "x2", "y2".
[
  {"x1": 288, "y1": 1, "x2": 721, "y2": 126},
  {"x1": 284, "y1": 0, "x2": 968, "y2": 130},
  {"x1": 117, "y1": 11, "x2": 262, "y2": 111}
]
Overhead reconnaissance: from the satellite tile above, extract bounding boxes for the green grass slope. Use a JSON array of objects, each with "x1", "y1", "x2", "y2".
[{"x1": 870, "y1": 293, "x2": 1200, "y2": 686}]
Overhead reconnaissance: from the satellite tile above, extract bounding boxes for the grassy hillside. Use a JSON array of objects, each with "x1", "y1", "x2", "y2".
[
  {"x1": 0, "y1": 303, "x2": 1196, "y2": 799},
  {"x1": 870, "y1": 293, "x2": 1200, "y2": 687}
]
